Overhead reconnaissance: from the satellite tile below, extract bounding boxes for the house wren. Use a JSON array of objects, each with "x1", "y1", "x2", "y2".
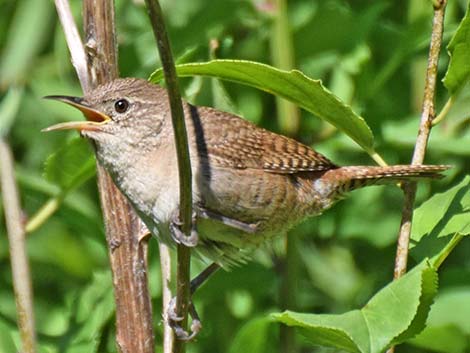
[{"x1": 44, "y1": 78, "x2": 449, "y2": 267}]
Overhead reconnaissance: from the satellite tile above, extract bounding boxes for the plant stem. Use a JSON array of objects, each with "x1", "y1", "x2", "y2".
[
  {"x1": 54, "y1": 0, "x2": 90, "y2": 93},
  {"x1": 370, "y1": 152, "x2": 388, "y2": 167},
  {"x1": 0, "y1": 139, "x2": 37, "y2": 353},
  {"x1": 54, "y1": 1, "x2": 155, "y2": 352},
  {"x1": 393, "y1": 0, "x2": 447, "y2": 279},
  {"x1": 269, "y1": 0, "x2": 299, "y2": 136},
  {"x1": 268, "y1": 1, "x2": 298, "y2": 351},
  {"x1": 25, "y1": 196, "x2": 61, "y2": 233},
  {"x1": 388, "y1": 2, "x2": 448, "y2": 352},
  {"x1": 145, "y1": 1, "x2": 194, "y2": 352},
  {"x1": 432, "y1": 96, "x2": 454, "y2": 126},
  {"x1": 432, "y1": 233, "x2": 463, "y2": 269},
  {"x1": 279, "y1": 233, "x2": 298, "y2": 353},
  {"x1": 159, "y1": 242, "x2": 174, "y2": 353},
  {"x1": 83, "y1": 1, "x2": 155, "y2": 351}
]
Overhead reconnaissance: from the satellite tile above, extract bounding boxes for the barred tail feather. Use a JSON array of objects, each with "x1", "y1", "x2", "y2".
[{"x1": 323, "y1": 164, "x2": 450, "y2": 195}]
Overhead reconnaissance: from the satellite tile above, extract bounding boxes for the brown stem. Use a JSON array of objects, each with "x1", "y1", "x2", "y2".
[
  {"x1": 96, "y1": 173, "x2": 155, "y2": 353},
  {"x1": 393, "y1": 0, "x2": 447, "y2": 279},
  {"x1": 144, "y1": 1, "x2": 193, "y2": 352},
  {"x1": 388, "y1": 2, "x2": 448, "y2": 352},
  {"x1": 0, "y1": 139, "x2": 37, "y2": 353},
  {"x1": 54, "y1": 0, "x2": 155, "y2": 352},
  {"x1": 159, "y1": 242, "x2": 174, "y2": 353},
  {"x1": 82, "y1": 1, "x2": 155, "y2": 352}
]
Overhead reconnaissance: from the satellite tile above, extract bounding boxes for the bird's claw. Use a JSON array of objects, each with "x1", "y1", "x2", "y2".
[
  {"x1": 171, "y1": 319, "x2": 201, "y2": 341},
  {"x1": 167, "y1": 297, "x2": 201, "y2": 341},
  {"x1": 170, "y1": 213, "x2": 198, "y2": 247}
]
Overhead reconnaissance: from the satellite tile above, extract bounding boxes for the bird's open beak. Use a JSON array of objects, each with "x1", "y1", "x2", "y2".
[{"x1": 42, "y1": 95, "x2": 111, "y2": 132}]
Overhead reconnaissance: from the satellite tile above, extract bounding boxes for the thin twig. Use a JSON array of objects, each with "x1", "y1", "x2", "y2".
[
  {"x1": 393, "y1": 0, "x2": 447, "y2": 280},
  {"x1": 0, "y1": 139, "x2": 37, "y2": 353},
  {"x1": 388, "y1": 6, "x2": 448, "y2": 349},
  {"x1": 432, "y1": 95, "x2": 454, "y2": 126},
  {"x1": 144, "y1": 1, "x2": 193, "y2": 234},
  {"x1": 159, "y1": 242, "x2": 174, "y2": 353},
  {"x1": 54, "y1": 0, "x2": 90, "y2": 91},
  {"x1": 25, "y1": 196, "x2": 61, "y2": 233},
  {"x1": 144, "y1": 1, "x2": 193, "y2": 352},
  {"x1": 386, "y1": 5, "x2": 448, "y2": 353}
]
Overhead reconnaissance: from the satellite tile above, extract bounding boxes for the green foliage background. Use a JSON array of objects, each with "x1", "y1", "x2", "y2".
[{"x1": 1, "y1": 0, "x2": 469, "y2": 352}]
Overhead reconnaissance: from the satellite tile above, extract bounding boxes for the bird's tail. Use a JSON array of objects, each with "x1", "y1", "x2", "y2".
[{"x1": 321, "y1": 164, "x2": 450, "y2": 196}]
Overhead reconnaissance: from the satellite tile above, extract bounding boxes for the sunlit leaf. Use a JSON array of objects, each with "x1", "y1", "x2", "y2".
[
  {"x1": 443, "y1": 2, "x2": 470, "y2": 95},
  {"x1": 273, "y1": 260, "x2": 437, "y2": 353},
  {"x1": 411, "y1": 176, "x2": 470, "y2": 262},
  {"x1": 150, "y1": 60, "x2": 375, "y2": 153},
  {"x1": 412, "y1": 176, "x2": 470, "y2": 241},
  {"x1": 44, "y1": 138, "x2": 96, "y2": 192},
  {"x1": 408, "y1": 324, "x2": 467, "y2": 353},
  {"x1": 0, "y1": 0, "x2": 53, "y2": 87}
]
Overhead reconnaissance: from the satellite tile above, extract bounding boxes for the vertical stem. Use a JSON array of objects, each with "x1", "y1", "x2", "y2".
[
  {"x1": 159, "y1": 243, "x2": 174, "y2": 353},
  {"x1": 388, "y1": 2, "x2": 447, "y2": 352},
  {"x1": 279, "y1": 234, "x2": 298, "y2": 353},
  {"x1": 269, "y1": 0, "x2": 300, "y2": 136},
  {"x1": 83, "y1": 1, "x2": 155, "y2": 352},
  {"x1": 54, "y1": 0, "x2": 90, "y2": 93},
  {"x1": 0, "y1": 139, "x2": 37, "y2": 353},
  {"x1": 269, "y1": 1, "x2": 298, "y2": 351},
  {"x1": 393, "y1": 0, "x2": 447, "y2": 280},
  {"x1": 144, "y1": 1, "x2": 193, "y2": 353}
]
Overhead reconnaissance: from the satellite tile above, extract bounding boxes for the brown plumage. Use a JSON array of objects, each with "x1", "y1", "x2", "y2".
[{"x1": 44, "y1": 78, "x2": 450, "y2": 266}]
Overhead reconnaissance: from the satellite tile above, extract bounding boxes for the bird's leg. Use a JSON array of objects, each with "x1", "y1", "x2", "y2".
[
  {"x1": 190, "y1": 262, "x2": 220, "y2": 294},
  {"x1": 168, "y1": 263, "x2": 221, "y2": 341},
  {"x1": 198, "y1": 208, "x2": 259, "y2": 234},
  {"x1": 167, "y1": 297, "x2": 201, "y2": 341},
  {"x1": 169, "y1": 211, "x2": 198, "y2": 247}
]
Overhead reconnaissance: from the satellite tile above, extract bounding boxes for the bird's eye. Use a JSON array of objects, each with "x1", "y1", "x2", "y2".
[{"x1": 114, "y1": 99, "x2": 129, "y2": 113}]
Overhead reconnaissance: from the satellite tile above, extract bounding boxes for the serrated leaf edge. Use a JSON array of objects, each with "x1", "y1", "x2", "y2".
[{"x1": 272, "y1": 311, "x2": 361, "y2": 353}]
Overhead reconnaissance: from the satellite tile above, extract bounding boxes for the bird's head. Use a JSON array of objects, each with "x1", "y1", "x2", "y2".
[
  {"x1": 43, "y1": 78, "x2": 171, "y2": 174},
  {"x1": 43, "y1": 77, "x2": 168, "y2": 144}
]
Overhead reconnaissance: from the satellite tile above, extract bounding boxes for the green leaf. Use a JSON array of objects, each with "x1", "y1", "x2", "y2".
[
  {"x1": 44, "y1": 138, "x2": 96, "y2": 192},
  {"x1": 62, "y1": 271, "x2": 114, "y2": 353},
  {"x1": 229, "y1": 316, "x2": 274, "y2": 353},
  {"x1": 272, "y1": 260, "x2": 438, "y2": 353},
  {"x1": 443, "y1": 2, "x2": 470, "y2": 95},
  {"x1": 426, "y1": 287, "x2": 470, "y2": 334},
  {"x1": 407, "y1": 287, "x2": 470, "y2": 353},
  {"x1": 407, "y1": 324, "x2": 467, "y2": 353},
  {"x1": 411, "y1": 176, "x2": 470, "y2": 263},
  {"x1": 0, "y1": 319, "x2": 17, "y2": 353},
  {"x1": 0, "y1": 0, "x2": 53, "y2": 87},
  {"x1": 412, "y1": 176, "x2": 470, "y2": 241},
  {"x1": 149, "y1": 60, "x2": 375, "y2": 153},
  {"x1": 0, "y1": 86, "x2": 23, "y2": 137}
]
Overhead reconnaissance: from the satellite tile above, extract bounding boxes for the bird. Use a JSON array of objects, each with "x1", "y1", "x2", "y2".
[{"x1": 44, "y1": 77, "x2": 449, "y2": 267}]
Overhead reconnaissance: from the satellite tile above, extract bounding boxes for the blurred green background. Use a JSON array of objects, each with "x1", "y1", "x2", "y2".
[{"x1": 1, "y1": 0, "x2": 469, "y2": 352}]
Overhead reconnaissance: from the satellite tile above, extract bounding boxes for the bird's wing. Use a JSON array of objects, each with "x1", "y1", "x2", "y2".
[{"x1": 192, "y1": 106, "x2": 336, "y2": 174}]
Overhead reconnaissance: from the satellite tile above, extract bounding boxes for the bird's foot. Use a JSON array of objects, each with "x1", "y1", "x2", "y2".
[
  {"x1": 167, "y1": 297, "x2": 202, "y2": 341},
  {"x1": 170, "y1": 212, "x2": 198, "y2": 247}
]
